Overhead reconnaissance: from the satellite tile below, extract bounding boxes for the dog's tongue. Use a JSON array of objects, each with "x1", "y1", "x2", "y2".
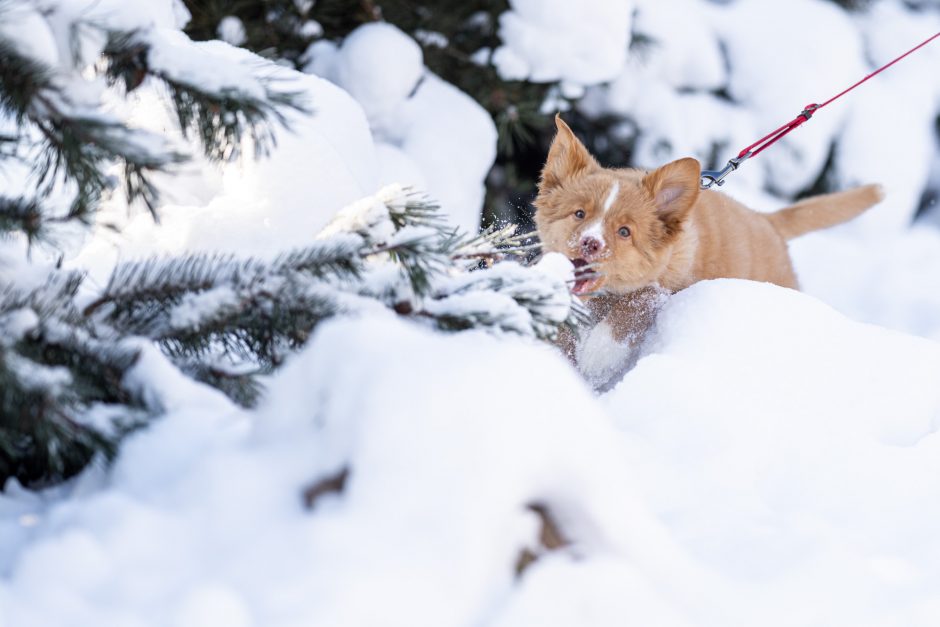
[
  {"x1": 570, "y1": 258, "x2": 598, "y2": 295},
  {"x1": 572, "y1": 277, "x2": 591, "y2": 294}
]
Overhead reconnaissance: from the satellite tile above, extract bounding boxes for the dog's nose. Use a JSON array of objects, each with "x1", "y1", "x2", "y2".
[{"x1": 581, "y1": 236, "x2": 602, "y2": 257}]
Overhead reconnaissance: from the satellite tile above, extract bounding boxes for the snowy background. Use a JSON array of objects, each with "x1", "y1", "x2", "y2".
[{"x1": 3, "y1": 0, "x2": 940, "y2": 625}]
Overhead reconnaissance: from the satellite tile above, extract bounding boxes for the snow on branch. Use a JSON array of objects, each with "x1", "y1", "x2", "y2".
[
  {"x1": 105, "y1": 29, "x2": 309, "y2": 162},
  {"x1": 0, "y1": 1, "x2": 305, "y2": 232},
  {"x1": 0, "y1": 270, "x2": 148, "y2": 487},
  {"x1": 1, "y1": 184, "x2": 582, "y2": 485}
]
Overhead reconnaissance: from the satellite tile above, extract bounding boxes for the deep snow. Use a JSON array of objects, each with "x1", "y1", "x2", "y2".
[
  {"x1": 3, "y1": 0, "x2": 940, "y2": 625},
  {"x1": 2, "y1": 282, "x2": 940, "y2": 626}
]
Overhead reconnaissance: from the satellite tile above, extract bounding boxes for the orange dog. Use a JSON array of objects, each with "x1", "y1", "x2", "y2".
[{"x1": 535, "y1": 116, "x2": 883, "y2": 369}]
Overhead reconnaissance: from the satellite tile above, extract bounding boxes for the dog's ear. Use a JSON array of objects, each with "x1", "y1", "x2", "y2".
[
  {"x1": 642, "y1": 157, "x2": 701, "y2": 237},
  {"x1": 540, "y1": 115, "x2": 599, "y2": 191}
]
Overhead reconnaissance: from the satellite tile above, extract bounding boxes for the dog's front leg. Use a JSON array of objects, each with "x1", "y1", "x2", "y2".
[
  {"x1": 576, "y1": 286, "x2": 669, "y2": 389},
  {"x1": 553, "y1": 323, "x2": 579, "y2": 364}
]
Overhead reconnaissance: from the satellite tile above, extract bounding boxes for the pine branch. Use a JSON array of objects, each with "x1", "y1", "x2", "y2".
[
  {"x1": 423, "y1": 261, "x2": 581, "y2": 340},
  {"x1": 85, "y1": 253, "x2": 254, "y2": 320},
  {"x1": 270, "y1": 234, "x2": 365, "y2": 279},
  {"x1": 1, "y1": 274, "x2": 148, "y2": 487},
  {"x1": 374, "y1": 226, "x2": 451, "y2": 296},
  {"x1": 0, "y1": 196, "x2": 46, "y2": 243},
  {"x1": 86, "y1": 235, "x2": 366, "y2": 326},
  {"x1": 176, "y1": 359, "x2": 264, "y2": 409},
  {"x1": 0, "y1": 37, "x2": 50, "y2": 122},
  {"x1": 1, "y1": 270, "x2": 85, "y2": 323},
  {"x1": 87, "y1": 243, "x2": 360, "y2": 375},
  {"x1": 105, "y1": 29, "x2": 310, "y2": 162},
  {"x1": 157, "y1": 277, "x2": 340, "y2": 368},
  {"x1": 2, "y1": 29, "x2": 188, "y2": 222},
  {"x1": 32, "y1": 107, "x2": 186, "y2": 220}
]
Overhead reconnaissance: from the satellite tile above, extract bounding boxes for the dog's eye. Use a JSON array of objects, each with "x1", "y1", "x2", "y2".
[
  {"x1": 574, "y1": 209, "x2": 585, "y2": 220},
  {"x1": 618, "y1": 226, "x2": 631, "y2": 238}
]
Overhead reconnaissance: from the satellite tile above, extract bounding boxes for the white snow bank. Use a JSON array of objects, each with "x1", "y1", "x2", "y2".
[
  {"x1": 0, "y1": 313, "x2": 706, "y2": 626},
  {"x1": 70, "y1": 69, "x2": 378, "y2": 284},
  {"x1": 305, "y1": 22, "x2": 497, "y2": 234},
  {"x1": 4, "y1": 281, "x2": 940, "y2": 625},
  {"x1": 605, "y1": 279, "x2": 940, "y2": 625},
  {"x1": 493, "y1": 0, "x2": 634, "y2": 89},
  {"x1": 791, "y1": 226, "x2": 940, "y2": 341}
]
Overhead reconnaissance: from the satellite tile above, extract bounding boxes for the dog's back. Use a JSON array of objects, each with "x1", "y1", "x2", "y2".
[{"x1": 666, "y1": 184, "x2": 884, "y2": 291}]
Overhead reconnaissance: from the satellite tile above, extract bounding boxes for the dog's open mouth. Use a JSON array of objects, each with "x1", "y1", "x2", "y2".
[{"x1": 570, "y1": 258, "x2": 603, "y2": 295}]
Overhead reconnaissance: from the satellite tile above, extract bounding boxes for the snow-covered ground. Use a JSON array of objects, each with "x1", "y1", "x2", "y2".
[
  {"x1": 3, "y1": 282, "x2": 940, "y2": 626},
  {"x1": 3, "y1": 0, "x2": 940, "y2": 625}
]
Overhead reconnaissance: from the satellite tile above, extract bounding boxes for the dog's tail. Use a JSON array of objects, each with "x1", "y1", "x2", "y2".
[{"x1": 767, "y1": 184, "x2": 884, "y2": 240}]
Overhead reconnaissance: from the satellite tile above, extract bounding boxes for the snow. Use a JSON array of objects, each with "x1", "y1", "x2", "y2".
[
  {"x1": 333, "y1": 23, "x2": 425, "y2": 128},
  {"x1": 43, "y1": 0, "x2": 192, "y2": 69},
  {"x1": 217, "y1": 17, "x2": 247, "y2": 47},
  {"x1": 167, "y1": 286, "x2": 239, "y2": 331},
  {"x1": 70, "y1": 70, "x2": 377, "y2": 283},
  {"x1": 4, "y1": 1, "x2": 940, "y2": 625},
  {"x1": 4, "y1": 283, "x2": 940, "y2": 625},
  {"x1": 575, "y1": 318, "x2": 633, "y2": 385},
  {"x1": 494, "y1": 0, "x2": 635, "y2": 87},
  {"x1": 305, "y1": 22, "x2": 498, "y2": 234},
  {"x1": 603, "y1": 281, "x2": 940, "y2": 625},
  {"x1": 0, "y1": 2, "x2": 60, "y2": 68},
  {"x1": 146, "y1": 30, "x2": 268, "y2": 102}
]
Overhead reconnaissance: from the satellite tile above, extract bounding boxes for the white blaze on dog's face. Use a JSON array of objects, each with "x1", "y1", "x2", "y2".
[{"x1": 534, "y1": 115, "x2": 701, "y2": 295}]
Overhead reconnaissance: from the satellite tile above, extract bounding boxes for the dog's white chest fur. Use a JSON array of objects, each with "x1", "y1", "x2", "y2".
[{"x1": 575, "y1": 319, "x2": 635, "y2": 389}]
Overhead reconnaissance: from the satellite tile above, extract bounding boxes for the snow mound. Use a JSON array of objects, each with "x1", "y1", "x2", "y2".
[
  {"x1": 605, "y1": 279, "x2": 940, "y2": 625},
  {"x1": 4, "y1": 281, "x2": 940, "y2": 625},
  {"x1": 305, "y1": 22, "x2": 497, "y2": 234},
  {"x1": 494, "y1": 0, "x2": 634, "y2": 90},
  {"x1": 71, "y1": 69, "x2": 378, "y2": 283}
]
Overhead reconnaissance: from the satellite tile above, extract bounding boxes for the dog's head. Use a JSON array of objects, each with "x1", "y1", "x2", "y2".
[{"x1": 534, "y1": 115, "x2": 701, "y2": 295}]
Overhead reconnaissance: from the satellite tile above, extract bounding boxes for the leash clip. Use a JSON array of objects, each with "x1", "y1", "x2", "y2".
[{"x1": 700, "y1": 152, "x2": 751, "y2": 190}]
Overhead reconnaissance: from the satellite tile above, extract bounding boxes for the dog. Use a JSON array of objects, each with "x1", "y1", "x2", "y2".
[{"x1": 534, "y1": 115, "x2": 883, "y2": 380}]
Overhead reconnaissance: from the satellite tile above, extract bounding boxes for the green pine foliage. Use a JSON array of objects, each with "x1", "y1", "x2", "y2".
[
  {"x1": 1, "y1": 187, "x2": 582, "y2": 488},
  {"x1": 0, "y1": 272, "x2": 148, "y2": 486},
  {"x1": 1, "y1": 4, "x2": 581, "y2": 489},
  {"x1": 0, "y1": 4, "x2": 303, "y2": 486},
  {"x1": 84, "y1": 188, "x2": 584, "y2": 409}
]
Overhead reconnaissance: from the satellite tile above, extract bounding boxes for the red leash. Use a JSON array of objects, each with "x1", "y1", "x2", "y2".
[{"x1": 700, "y1": 30, "x2": 940, "y2": 190}]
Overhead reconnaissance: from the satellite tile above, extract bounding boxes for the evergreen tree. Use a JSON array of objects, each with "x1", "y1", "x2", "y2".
[
  {"x1": 0, "y1": 1, "x2": 304, "y2": 486},
  {"x1": 1, "y1": 2, "x2": 581, "y2": 488}
]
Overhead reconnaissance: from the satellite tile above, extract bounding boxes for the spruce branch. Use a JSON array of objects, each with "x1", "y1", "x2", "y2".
[
  {"x1": 270, "y1": 233, "x2": 365, "y2": 280},
  {"x1": 1, "y1": 273, "x2": 148, "y2": 487},
  {"x1": 0, "y1": 196, "x2": 46, "y2": 243},
  {"x1": 423, "y1": 261, "x2": 581, "y2": 340},
  {"x1": 157, "y1": 277, "x2": 340, "y2": 368},
  {"x1": 178, "y1": 359, "x2": 265, "y2": 409},
  {"x1": 105, "y1": 29, "x2": 310, "y2": 162},
  {"x1": 0, "y1": 38, "x2": 50, "y2": 122}
]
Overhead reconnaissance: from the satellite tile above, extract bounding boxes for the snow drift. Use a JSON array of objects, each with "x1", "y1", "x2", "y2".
[{"x1": 3, "y1": 280, "x2": 940, "y2": 626}]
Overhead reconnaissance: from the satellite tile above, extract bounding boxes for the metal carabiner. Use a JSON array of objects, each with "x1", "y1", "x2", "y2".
[{"x1": 700, "y1": 152, "x2": 751, "y2": 190}]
